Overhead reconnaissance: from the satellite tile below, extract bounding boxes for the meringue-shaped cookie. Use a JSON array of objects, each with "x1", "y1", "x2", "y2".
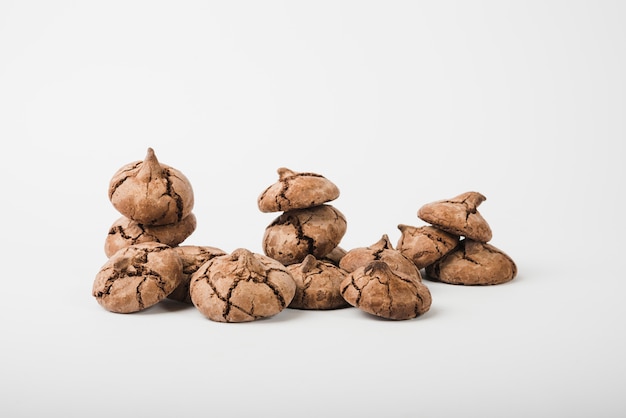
[
  {"x1": 340, "y1": 261, "x2": 432, "y2": 320},
  {"x1": 92, "y1": 242, "x2": 183, "y2": 314},
  {"x1": 167, "y1": 245, "x2": 227, "y2": 304},
  {"x1": 417, "y1": 191, "x2": 492, "y2": 242},
  {"x1": 263, "y1": 204, "x2": 347, "y2": 266},
  {"x1": 104, "y1": 213, "x2": 197, "y2": 258},
  {"x1": 286, "y1": 254, "x2": 350, "y2": 310},
  {"x1": 339, "y1": 234, "x2": 422, "y2": 282},
  {"x1": 322, "y1": 246, "x2": 347, "y2": 266},
  {"x1": 425, "y1": 239, "x2": 517, "y2": 285},
  {"x1": 257, "y1": 167, "x2": 340, "y2": 213},
  {"x1": 190, "y1": 248, "x2": 296, "y2": 323},
  {"x1": 396, "y1": 224, "x2": 459, "y2": 269},
  {"x1": 109, "y1": 148, "x2": 194, "y2": 226}
]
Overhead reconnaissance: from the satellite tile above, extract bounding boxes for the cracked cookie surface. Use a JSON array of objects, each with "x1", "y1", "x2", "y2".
[
  {"x1": 262, "y1": 204, "x2": 347, "y2": 265},
  {"x1": 189, "y1": 248, "x2": 296, "y2": 323},
  {"x1": 108, "y1": 148, "x2": 194, "y2": 226},
  {"x1": 286, "y1": 254, "x2": 350, "y2": 310},
  {"x1": 167, "y1": 245, "x2": 227, "y2": 304},
  {"x1": 417, "y1": 191, "x2": 492, "y2": 242},
  {"x1": 339, "y1": 234, "x2": 422, "y2": 282},
  {"x1": 396, "y1": 224, "x2": 459, "y2": 269},
  {"x1": 92, "y1": 242, "x2": 183, "y2": 313},
  {"x1": 340, "y1": 261, "x2": 432, "y2": 320},
  {"x1": 425, "y1": 239, "x2": 517, "y2": 285},
  {"x1": 257, "y1": 167, "x2": 340, "y2": 213},
  {"x1": 104, "y1": 213, "x2": 197, "y2": 258}
]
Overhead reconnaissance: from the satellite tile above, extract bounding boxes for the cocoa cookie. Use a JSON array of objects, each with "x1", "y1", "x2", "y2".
[
  {"x1": 167, "y1": 245, "x2": 227, "y2": 304},
  {"x1": 340, "y1": 261, "x2": 432, "y2": 320},
  {"x1": 109, "y1": 148, "x2": 194, "y2": 226},
  {"x1": 190, "y1": 248, "x2": 296, "y2": 323},
  {"x1": 425, "y1": 239, "x2": 517, "y2": 285},
  {"x1": 417, "y1": 191, "x2": 492, "y2": 242},
  {"x1": 262, "y1": 204, "x2": 347, "y2": 265},
  {"x1": 396, "y1": 224, "x2": 459, "y2": 269},
  {"x1": 322, "y1": 246, "x2": 347, "y2": 266},
  {"x1": 339, "y1": 234, "x2": 422, "y2": 282},
  {"x1": 92, "y1": 242, "x2": 183, "y2": 313},
  {"x1": 257, "y1": 167, "x2": 340, "y2": 213},
  {"x1": 104, "y1": 213, "x2": 197, "y2": 258},
  {"x1": 286, "y1": 254, "x2": 350, "y2": 310}
]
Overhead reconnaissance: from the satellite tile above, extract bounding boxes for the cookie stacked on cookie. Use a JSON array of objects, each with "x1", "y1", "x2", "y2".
[
  {"x1": 258, "y1": 167, "x2": 348, "y2": 266},
  {"x1": 397, "y1": 191, "x2": 517, "y2": 285}
]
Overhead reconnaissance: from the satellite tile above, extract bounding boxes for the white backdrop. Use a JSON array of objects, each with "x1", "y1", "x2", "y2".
[{"x1": 1, "y1": 1, "x2": 624, "y2": 417}]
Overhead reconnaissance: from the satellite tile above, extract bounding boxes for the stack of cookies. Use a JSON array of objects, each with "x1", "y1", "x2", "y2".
[
  {"x1": 258, "y1": 167, "x2": 348, "y2": 266},
  {"x1": 397, "y1": 191, "x2": 517, "y2": 285}
]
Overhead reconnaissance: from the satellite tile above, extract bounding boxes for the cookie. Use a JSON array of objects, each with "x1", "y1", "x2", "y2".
[
  {"x1": 92, "y1": 242, "x2": 183, "y2": 313},
  {"x1": 286, "y1": 254, "x2": 350, "y2": 310},
  {"x1": 104, "y1": 213, "x2": 197, "y2": 258},
  {"x1": 257, "y1": 167, "x2": 340, "y2": 213},
  {"x1": 425, "y1": 239, "x2": 517, "y2": 285},
  {"x1": 396, "y1": 224, "x2": 459, "y2": 269},
  {"x1": 108, "y1": 148, "x2": 194, "y2": 226},
  {"x1": 339, "y1": 234, "x2": 422, "y2": 282},
  {"x1": 417, "y1": 191, "x2": 492, "y2": 242},
  {"x1": 340, "y1": 261, "x2": 432, "y2": 320},
  {"x1": 167, "y1": 245, "x2": 227, "y2": 304},
  {"x1": 190, "y1": 248, "x2": 296, "y2": 322},
  {"x1": 262, "y1": 204, "x2": 347, "y2": 265}
]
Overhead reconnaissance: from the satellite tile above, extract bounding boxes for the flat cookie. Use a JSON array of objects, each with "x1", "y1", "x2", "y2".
[
  {"x1": 167, "y1": 245, "x2": 227, "y2": 304},
  {"x1": 286, "y1": 254, "x2": 350, "y2": 310},
  {"x1": 104, "y1": 213, "x2": 197, "y2": 258},
  {"x1": 190, "y1": 248, "x2": 296, "y2": 322},
  {"x1": 417, "y1": 191, "x2": 492, "y2": 242},
  {"x1": 263, "y1": 204, "x2": 347, "y2": 265},
  {"x1": 340, "y1": 261, "x2": 432, "y2": 320},
  {"x1": 425, "y1": 239, "x2": 517, "y2": 285},
  {"x1": 257, "y1": 167, "x2": 340, "y2": 213},
  {"x1": 396, "y1": 224, "x2": 459, "y2": 269},
  {"x1": 93, "y1": 242, "x2": 183, "y2": 313}
]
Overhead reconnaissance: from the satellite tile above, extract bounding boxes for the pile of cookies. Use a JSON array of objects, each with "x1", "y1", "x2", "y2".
[
  {"x1": 397, "y1": 192, "x2": 517, "y2": 285},
  {"x1": 92, "y1": 148, "x2": 517, "y2": 322}
]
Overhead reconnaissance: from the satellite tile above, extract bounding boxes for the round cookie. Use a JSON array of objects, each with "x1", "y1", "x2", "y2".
[
  {"x1": 108, "y1": 148, "x2": 194, "y2": 226},
  {"x1": 190, "y1": 248, "x2": 296, "y2": 323},
  {"x1": 340, "y1": 261, "x2": 432, "y2": 320},
  {"x1": 286, "y1": 254, "x2": 350, "y2": 310},
  {"x1": 104, "y1": 213, "x2": 197, "y2": 258},
  {"x1": 257, "y1": 167, "x2": 340, "y2": 213},
  {"x1": 396, "y1": 224, "x2": 459, "y2": 269},
  {"x1": 92, "y1": 242, "x2": 183, "y2": 313},
  {"x1": 417, "y1": 191, "x2": 492, "y2": 242},
  {"x1": 263, "y1": 204, "x2": 347, "y2": 266},
  {"x1": 167, "y1": 245, "x2": 227, "y2": 304},
  {"x1": 425, "y1": 239, "x2": 517, "y2": 285},
  {"x1": 339, "y1": 234, "x2": 422, "y2": 282}
]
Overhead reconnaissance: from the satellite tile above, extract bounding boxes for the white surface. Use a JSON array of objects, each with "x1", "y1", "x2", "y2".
[{"x1": 1, "y1": 1, "x2": 625, "y2": 417}]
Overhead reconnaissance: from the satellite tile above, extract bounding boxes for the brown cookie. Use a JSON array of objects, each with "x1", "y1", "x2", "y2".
[
  {"x1": 340, "y1": 261, "x2": 432, "y2": 320},
  {"x1": 417, "y1": 191, "x2": 492, "y2": 242},
  {"x1": 104, "y1": 213, "x2": 197, "y2": 258},
  {"x1": 322, "y1": 246, "x2": 347, "y2": 266},
  {"x1": 190, "y1": 248, "x2": 296, "y2": 323},
  {"x1": 167, "y1": 245, "x2": 227, "y2": 304},
  {"x1": 425, "y1": 239, "x2": 517, "y2": 285},
  {"x1": 257, "y1": 167, "x2": 340, "y2": 213},
  {"x1": 92, "y1": 242, "x2": 183, "y2": 313},
  {"x1": 339, "y1": 234, "x2": 422, "y2": 282},
  {"x1": 262, "y1": 204, "x2": 347, "y2": 265},
  {"x1": 286, "y1": 254, "x2": 350, "y2": 310},
  {"x1": 108, "y1": 148, "x2": 194, "y2": 226},
  {"x1": 396, "y1": 224, "x2": 459, "y2": 269}
]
